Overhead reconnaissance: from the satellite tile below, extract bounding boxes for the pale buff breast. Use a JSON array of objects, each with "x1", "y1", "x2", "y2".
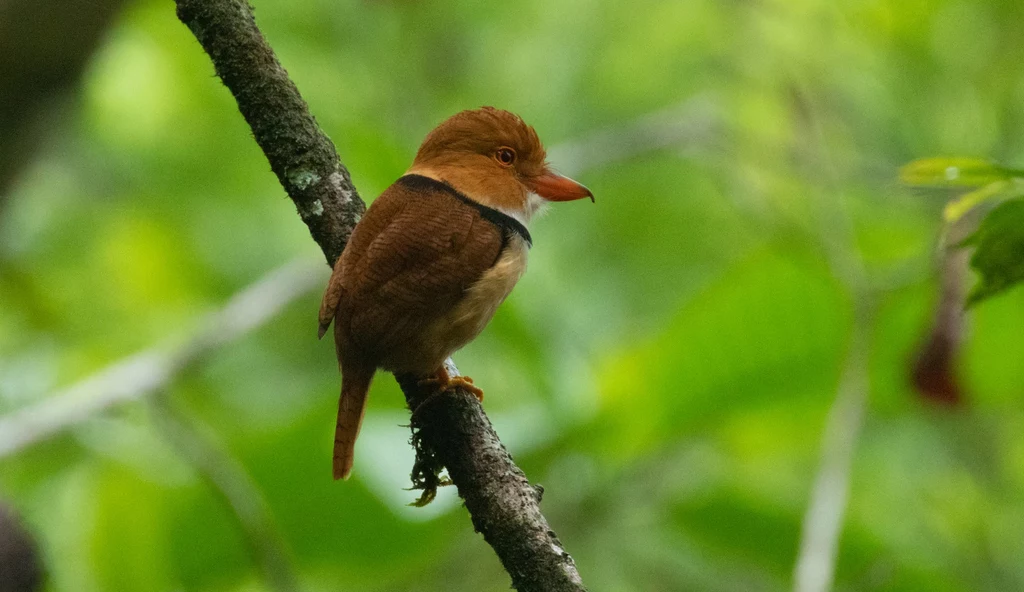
[{"x1": 387, "y1": 234, "x2": 529, "y2": 375}]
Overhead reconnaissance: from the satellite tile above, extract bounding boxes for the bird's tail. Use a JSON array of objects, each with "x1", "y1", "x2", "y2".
[{"x1": 333, "y1": 363, "x2": 374, "y2": 480}]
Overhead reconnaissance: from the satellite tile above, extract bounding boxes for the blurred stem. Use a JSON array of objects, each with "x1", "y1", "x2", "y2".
[
  {"x1": 787, "y1": 82, "x2": 877, "y2": 592},
  {"x1": 908, "y1": 207, "x2": 984, "y2": 406},
  {"x1": 149, "y1": 393, "x2": 299, "y2": 592},
  {"x1": 793, "y1": 299, "x2": 874, "y2": 592},
  {"x1": 545, "y1": 94, "x2": 720, "y2": 178}
]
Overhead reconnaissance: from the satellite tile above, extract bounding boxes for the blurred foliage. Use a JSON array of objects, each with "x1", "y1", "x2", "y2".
[
  {"x1": 962, "y1": 199, "x2": 1024, "y2": 305},
  {"x1": 2, "y1": 0, "x2": 1024, "y2": 591},
  {"x1": 899, "y1": 158, "x2": 1016, "y2": 189},
  {"x1": 901, "y1": 156, "x2": 1024, "y2": 303}
]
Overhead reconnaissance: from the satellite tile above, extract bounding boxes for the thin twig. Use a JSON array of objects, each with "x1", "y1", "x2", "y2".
[{"x1": 0, "y1": 258, "x2": 323, "y2": 458}]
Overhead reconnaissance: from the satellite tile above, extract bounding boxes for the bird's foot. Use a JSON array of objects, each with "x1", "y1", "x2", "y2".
[
  {"x1": 415, "y1": 367, "x2": 450, "y2": 391},
  {"x1": 416, "y1": 368, "x2": 485, "y2": 402},
  {"x1": 448, "y1": 375, "x2": 484, "y2": 402}
]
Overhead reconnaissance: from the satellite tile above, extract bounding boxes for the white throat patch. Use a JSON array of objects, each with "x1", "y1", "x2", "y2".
[{"x1": 499, "y1": 191, "x2": 548, "y2": 227}]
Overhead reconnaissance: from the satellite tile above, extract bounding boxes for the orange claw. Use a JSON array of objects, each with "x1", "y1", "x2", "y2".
[
  {"x1": 417, "y1": 367, "x2": 484, "y2": 401},
  {"x1": 449, "y1": 375, "x2": 484, "y2": 401}
]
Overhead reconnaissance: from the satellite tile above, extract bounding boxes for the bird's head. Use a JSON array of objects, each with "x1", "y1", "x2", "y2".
[{"x1": 407, "y1": 107, "x2": 593, "y2": 224}]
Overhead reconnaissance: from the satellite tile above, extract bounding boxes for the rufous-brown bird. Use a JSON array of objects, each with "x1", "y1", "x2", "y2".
[{"x1": 318, "y1": 107, "x2": 592, "y2": 480}]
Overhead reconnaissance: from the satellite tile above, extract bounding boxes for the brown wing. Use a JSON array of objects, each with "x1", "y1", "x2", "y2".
[
  {"x1": 321, "y1": 178, "x2": 505, "y2": 361},
  {"x1": 318, "y1": 187, "x2": 406, "y2": 336}
]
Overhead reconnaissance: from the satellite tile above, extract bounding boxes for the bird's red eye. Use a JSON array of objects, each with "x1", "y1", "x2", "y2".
[{"x1": 495, "y1": 147, "x2": 516, "y2": 166}]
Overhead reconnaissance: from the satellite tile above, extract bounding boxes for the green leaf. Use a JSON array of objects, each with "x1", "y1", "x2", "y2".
[
  {"x1": 900, "y1": 158, "x2": 1010, "y2": 187},
  {"x1": 964, "y1": 198, "x2": 1024, "y2": 305},
  {"x1": 943, "y1": 180, "x2": 1020, "y2": 223}
]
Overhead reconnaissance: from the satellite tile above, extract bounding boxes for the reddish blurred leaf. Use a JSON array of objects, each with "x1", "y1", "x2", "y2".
[{"x1": 910, "y1": 248, "x2": 969, "y2": 407}]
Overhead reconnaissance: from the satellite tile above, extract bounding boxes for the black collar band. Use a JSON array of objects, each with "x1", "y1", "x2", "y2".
[{"x1": 398, "y1": 174, "x2": 532, "y2": 247}]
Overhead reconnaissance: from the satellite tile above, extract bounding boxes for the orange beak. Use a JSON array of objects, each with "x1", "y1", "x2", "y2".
[{"x1": 527, "y1": 171, "x2": 594, "y2": 202}]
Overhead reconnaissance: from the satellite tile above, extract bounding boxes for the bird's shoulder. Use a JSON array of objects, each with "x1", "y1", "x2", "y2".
[
  {"x1": 339, "y1": 176, "x2": 509, "y2": 301},
  {"x1": 348, "y1": 176, "x2": 504, "y2": 267}
]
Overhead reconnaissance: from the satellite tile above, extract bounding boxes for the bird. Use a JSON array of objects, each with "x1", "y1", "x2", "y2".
[{"x1": 317, "y1": 107, "x2": 593, "y2": 480}]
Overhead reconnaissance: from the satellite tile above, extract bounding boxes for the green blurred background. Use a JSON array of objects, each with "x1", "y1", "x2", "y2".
[{"x1": 2, "y1": 0, "x2": 1024, "y2": 590}]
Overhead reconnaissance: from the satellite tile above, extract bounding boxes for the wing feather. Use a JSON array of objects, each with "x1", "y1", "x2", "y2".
[{"x1": 328, "y1": 181, "x2": 505, "y2": 361}]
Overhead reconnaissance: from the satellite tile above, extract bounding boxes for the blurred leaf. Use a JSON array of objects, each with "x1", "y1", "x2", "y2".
[
  {"x1": 673, "y1": 488, "x2": 800, "y2": 576},
  {"x1": 900, "y1": 158, "x2": 1012, "y2": 187},
  {"x1": 596, "y1": 248, "x2": 849, "y2": 459},
  {"x1": 943, "y1": 180, "x2": 1021, "y2": 223},
  {"x1": 5, "y1": 0, "x2": 1024, "y2": 589},
  {"x1": 963, "y1": 198, "x2": 1024, "y2": 305}
]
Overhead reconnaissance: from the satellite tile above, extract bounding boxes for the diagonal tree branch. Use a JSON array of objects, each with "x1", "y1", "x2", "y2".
[
  {"x1": 173, "y1": 0, "x2": 364, "y2": 265},
  {"x1": 172, "y1": 1, "x2": 591, "y2": 589}
]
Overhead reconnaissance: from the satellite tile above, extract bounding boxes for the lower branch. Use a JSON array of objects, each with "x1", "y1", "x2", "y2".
[{"x1": 399, "y1": 363, "x2": 587, "y2": 592}]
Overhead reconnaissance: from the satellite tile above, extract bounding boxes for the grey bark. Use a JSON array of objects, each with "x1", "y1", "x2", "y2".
[
  {"x1": 172, "y1": 1, "x2": 587, "y2": 590},
  {"x1": 174, "y1": 0, "x2": 365, "y2": 265}
]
